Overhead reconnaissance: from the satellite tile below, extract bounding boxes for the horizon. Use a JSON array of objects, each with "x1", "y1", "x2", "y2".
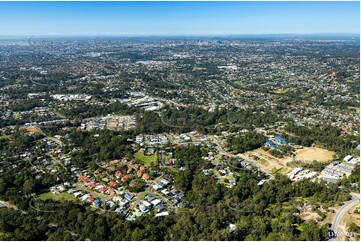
[
  {"x1": 0, "y1": 1, "x2": 359, "y2": 36},
  {"x1": 0, "y1": 32, "x2": 359, "y2": 39}
]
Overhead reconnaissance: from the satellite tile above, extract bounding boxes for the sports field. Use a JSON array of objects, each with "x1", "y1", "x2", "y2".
[{"x1": 295, "y1": 147, "x2": 336, "y2": 163}]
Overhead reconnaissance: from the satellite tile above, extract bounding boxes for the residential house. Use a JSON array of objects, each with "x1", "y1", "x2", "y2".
[
  {"x1": 155, "y1": 204, "x2": 166, "y2": 212},
  {"x1": 155, "y1": 211, "x2": 169, "y2": 217},
  {"x1": 151, "y1": 199, "x2": 161, "y2": 206},
  {"x1": 142, "y1": 173, "x2": 150, "y2": 181},
  {"x1": 93, "y1": 199, "x2": 101, "y2": 207}
]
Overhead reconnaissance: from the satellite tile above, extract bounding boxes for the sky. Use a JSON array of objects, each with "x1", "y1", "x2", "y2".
[{"x1": 0, "y1": 1, "x2": 359, "y2": 36}]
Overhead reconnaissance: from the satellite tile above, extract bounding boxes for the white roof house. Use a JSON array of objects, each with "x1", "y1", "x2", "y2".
[
  {"x1": 142, "y1": 201, "x2": 152, "y2": 208},
  {"x1": 155, "y1": 211, "x2": 169, "y2": 217},
  {"x1": 151, "y1": 199, "x2": 161, "y2": 206},
  {"x1": 344, "y1": 155, "x2": 353, "y2": 162}
]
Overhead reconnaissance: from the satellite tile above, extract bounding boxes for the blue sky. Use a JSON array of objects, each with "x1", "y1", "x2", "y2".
[{"x1": 0, "y1": 1, "x2": 359, "y2": 36}]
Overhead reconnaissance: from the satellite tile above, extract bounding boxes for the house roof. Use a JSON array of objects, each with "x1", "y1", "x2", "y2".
[
  {"x1": 79, "y1": 176, "x2": 91, "y2": 182},
  {"x1": 155, "y1": 203, "x2": 165, "y2": 211},
  {"x1": 143, "y1": 201, "x2": 152, "y2": 207},
  {"x1": 137, "y1": 170, "x2": 143, "y2": 178},
  {"x1": 121, "y1": 175, "x2": 130, "y2": 182},
  {"x1": 89, "y1": 183, "x2": 98, "y2": 188},
  {"x1": 274, "y1": 136, "x2": 287, "y2": 144},
  {"x1": 108, "y1": 180, "x2": 118, "y2": 187},
  {"x1": 155, "y1": 211, "x2": 169, "y2": 217},
  {"x1": 124, "y1": 193, "x2": 134, "y2": 199},
  {"x1": 151, "y1": 199, "x2": 161, "y2": 206},
  {"x1": 145, "y1": 195, "x2": 155, "y2": 202},
  {"x1": 142, "y1": 173, "x2": 150, "y2": 180},
  {"x1": 115, "y1": 170, "x2": 123, "y2": 177},
  {"x1": 99, "y1": 187, "x2": 107, "y2": 193}
]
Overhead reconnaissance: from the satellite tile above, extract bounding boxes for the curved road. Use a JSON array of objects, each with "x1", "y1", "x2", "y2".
[{"x1": 330, "y1": 194, "x2": 360, "y2": 240}]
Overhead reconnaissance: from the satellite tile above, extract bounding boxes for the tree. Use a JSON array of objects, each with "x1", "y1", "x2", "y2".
[
  {"x1": 22, "y1": 180, "x2": 36, "y2": 195},
  {"x1": 348, "y1": 222, "x2": 360, "y2": 233}
]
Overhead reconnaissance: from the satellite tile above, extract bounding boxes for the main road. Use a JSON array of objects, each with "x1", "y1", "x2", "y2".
[{"x1": 330, "y1": 193, "x2": 360, "y2": 240}]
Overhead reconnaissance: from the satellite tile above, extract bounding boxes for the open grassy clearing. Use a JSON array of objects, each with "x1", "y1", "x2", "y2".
[
  {"x1": 273, "y1": 88, "x2": 289, "y2": 94},
  {"x1": 37, "y1": 192, "x2": 76, "y2": 201},
  {"x1": 295, "y1": 147, "x2": 336, "y2": 163},
  {"x1": 232, "y1": 81, "x2": 247, "y2": 88},
  {"x1": 134, "y1": 150, "x2": 157, "y2": 166},
  {"x1": 192, "y1": 67, "x2": 207, "y2": 71},
  {"x1": 347, "y1": 106, "x2": 360, "y2": 114}
]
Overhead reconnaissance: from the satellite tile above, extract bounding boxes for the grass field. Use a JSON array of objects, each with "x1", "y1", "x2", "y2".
[
  {"x1": 37, "y1": 192, "x2": 76, "y2": 201},
  {"x1": 295, "y1": 147, "x2": 336, "y2": 163},
  {"x1": 134, "y1": 151, "x2": 157, "y2": 166},
  {"x1": 192, "y1": 67, "x2": 206, "y2": 71},
  {"x1": 233, "y1": 81, "x2": 246, "y2": 88},
  {"x1": 347, "y1": 106, "x2": 360, "y2": 114},
  {"x1": 273, "y1": 88, "x2": 288, "y2": 94},
  {"x1": 271, "y1": 167, "x2": 283, "y2": 175}
]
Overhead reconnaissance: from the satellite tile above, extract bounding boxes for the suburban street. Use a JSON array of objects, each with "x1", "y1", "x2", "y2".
[{"x1": 211, "y1": 135, "x2": 275, "y2": 178}]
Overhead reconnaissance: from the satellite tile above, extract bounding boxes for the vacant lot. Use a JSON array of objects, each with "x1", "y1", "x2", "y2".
[
  {"x1": 107, "y1": 121, "x2": 119, "y2": 128},
  {"x1": 240, "y1": 148, "x2": 292, "y2": 175},
  {"x1": 134, "y1": 151, "x2": 157, "y2": 166},
  {"x1": 22, "y1": 126, "x2": 39, "y2": 133},
  {"x1": 348, "y1": 106, "x2": 360, "y2": 114},
  {"x1": 295, "y1": 147, "x2": 336, "y2": 163},
  {"x1": 273, "y1": 88, "x2": 289, "y2": 94},
  {"x1": 37, "y1": 192, "x2": 76, "y2": 201},
  {"x1": 192, "y1": 67, "x2": 206, "y2": 71}
]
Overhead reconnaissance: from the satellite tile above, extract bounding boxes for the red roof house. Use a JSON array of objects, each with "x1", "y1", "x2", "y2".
[
  {"x1": 79, "y1": 176, "x2": 90, "y2": 183},
  {"x1": 89, "y1": 183, "x2": 98, "y2": 189},
  {"x1": 137, "y1": 170, "x2": 143, "y2": 178},
  {"x1": 115, "y1": 170, "x2": 123, "y2": 178},
  {"x1": 121, "y1": 175, "x2": 130, "y2": 182},
  {"x1": 142, "y1": 173, "x2": 150, "y2": 181},
  {"x1": 87, "y1": 196, "x2": 96, "y2": 203},
  {"x1": 106, "y1": 188, "x2": 115, "y2": 196},
  {"x1": 108, "y1": 180, "x2": 119, "y2": 187},
  {"x1": 99, "y1": 187, "x2": 107, "y2": 193}
]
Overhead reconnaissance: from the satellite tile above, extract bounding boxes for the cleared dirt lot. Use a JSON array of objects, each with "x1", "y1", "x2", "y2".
[
  {"x1": 107, "y1": 121, "x2": 119, "y2": 128},
  {"x1": 241, "y1": 148, "x2": 292, "y2": 175},
  {"x1": 22, "y1": 126, "x2": 40, "y2": 133},
  {"x1": 295, "y1": 147, "x2": 336, "y2": 163}
]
